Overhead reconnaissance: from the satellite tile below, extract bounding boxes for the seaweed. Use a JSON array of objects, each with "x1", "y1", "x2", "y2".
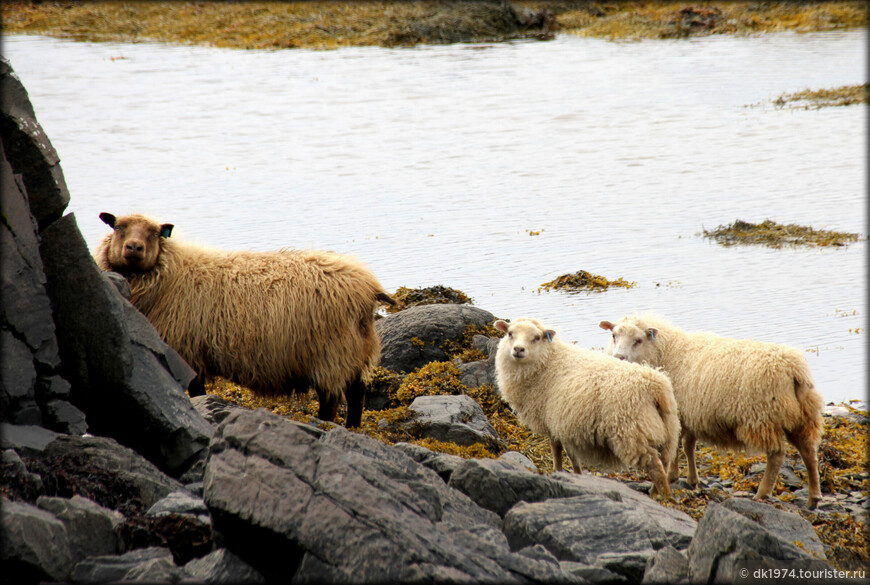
[
  {"x1": 702, "y1": 219, "x2": 861, "y2": 249},
  {"x1": 386, "y1": 285, "x2": 472, "y2": 314},
  {"x1": 773, "y1": 83, "x2": 868, "y2": 110},
  {"x1": 539, "y1": 270, "x2": 636, "y2": 293}
]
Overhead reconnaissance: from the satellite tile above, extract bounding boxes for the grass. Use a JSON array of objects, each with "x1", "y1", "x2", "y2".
[
  {"x1": 2, "y1": 1, "x2": 866, "y2": 49},
  {"x1": 702, "y1": 219, "x2": 862, "y2": 249}
]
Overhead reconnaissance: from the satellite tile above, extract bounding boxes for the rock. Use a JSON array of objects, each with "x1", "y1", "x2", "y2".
[
  {"x1": 1, "y1": 497, "x2": 73, "y2": 583},
  {"x1": 393, "y1": 442, "x2": 464, "y2": 482},
  {"x1": 147, "y1": 490, "x2": 211, "y2": 525},
  {"x1": 36, "y1": 495, "x2": 123, "y2": 565},
  {"x1": 70, "y1": 546, "x2": 188, "y2": 585},
  {"x1": 184, "y1": 548, "x2": 266, "y2": 584},
  {"x1": 204, "y1": 408, "x2": 580, "y2": 583},
  {"x1": 39, "y1": 212, "x2": 212, "y2": 475},
  {"x1": 448, "y1": 459, "x2": 585, "y2": 516},
  {"x1": 642, "y1": 546, "x2": 690, "y2": 584},
  {"x1": 42, "y1": 398, "x2": 87, "y2": 435},
  {"x1": 502, "y1": 474, "x2": 697, "y2": 578},
  {"x1": 406, "y1": 394, "x2": 500, "y2": 448},
  {"x1": 498, "y1": 450, "x2": 538, "y2": 473},
  {"x1": 560, "y1": 561, "x2": 629, "y2": 583},
  {"x1": 687, "y1": 502, "x2": 831, "y2": 583},
  {"x1": 377, "y1": 304, "x2": 496, "y2": 373},
  {"x1": 191, "y1": 393, "x2": 244, "y2": 426},
  {"x1": 103, "y1": 270, "x2": 131, "y2": 300},
  {"x1": 0, "y1": 422, "x2": 60, "y2": 458},
  {"x1": 719, "y1": 497, "x2": 826, "y2": 559},
  {"x1": 1, "y1": 448, "x2": 44, "y2": 500},
  {"x1": 0, "y1": 58, "x2": 70, "y2": 229},
  {"x1": 458, "y1": 334, "x2": 500, "y2": 390},
  {"x1": 38, "y1": 434, "x2": 185, "y2": 510}
]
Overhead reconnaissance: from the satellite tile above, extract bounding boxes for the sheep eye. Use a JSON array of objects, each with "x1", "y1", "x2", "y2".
[
  {"x1": 634, "y1": 339, "x2": 642, "y2": 346},
  {"x1": 508, "y1": 332, "x2": 513, "y2": 339},
  {"x1": 533, "y1": 335, "x2": 541, "y2": 342}
]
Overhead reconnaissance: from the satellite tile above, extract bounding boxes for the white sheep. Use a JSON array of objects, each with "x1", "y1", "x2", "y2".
[
  {"x1": 494, "y1": 318, "x2": 680, "y2": 497},
  {"x1": 599, "y1": 314, "x2": 824, "y2": 508}
]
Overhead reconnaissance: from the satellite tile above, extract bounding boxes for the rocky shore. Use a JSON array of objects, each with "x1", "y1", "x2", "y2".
[{"x1": 2, "y1": 57, "x2": 867, "y2": 584}]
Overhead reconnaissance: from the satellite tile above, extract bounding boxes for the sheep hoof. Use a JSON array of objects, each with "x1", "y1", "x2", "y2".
[{"x1": 806, "y1": 495, "x2": 820, "y2": 510}]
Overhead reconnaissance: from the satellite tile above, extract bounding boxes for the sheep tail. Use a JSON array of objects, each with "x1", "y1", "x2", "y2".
[
  {"x1": 793, "y1": 360, "x2": 824, "y2": 447},
  {"x1": 376, "y1": 292, "x2": 397, "y2": 306}
]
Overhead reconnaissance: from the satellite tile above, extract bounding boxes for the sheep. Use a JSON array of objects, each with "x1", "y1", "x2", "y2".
[
  {"x1": 599, "y1": 314, "x2": 824, "y2": 508},
  {"x1": 94, "y1": 212, "x2": 395, "y2": 428},
  {"x1": 494, "y1": 318, "x2": 680, "y2": 497}
]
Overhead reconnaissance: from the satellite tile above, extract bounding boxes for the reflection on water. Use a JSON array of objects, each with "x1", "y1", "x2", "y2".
[{"x1": 3, "y1": 31, "x2": 866, "y2": 402}]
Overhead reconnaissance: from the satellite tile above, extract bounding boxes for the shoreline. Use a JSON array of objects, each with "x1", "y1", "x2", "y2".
[{"x1": 2, "y1": 1, "x2": 867, "y2": 50}]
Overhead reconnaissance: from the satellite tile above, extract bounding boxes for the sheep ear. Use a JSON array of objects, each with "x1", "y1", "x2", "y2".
[
  {"x1": 99, "y1": 213, "x2": 116, "y2": 228},
  {"x1": 599, "y1": 321, "x2": 615, "y2": 331},
  {"x1": 545, "y1": 329, "x2": 556, "y2": 342},
  {"x1": 160, "y1": 224, "x2": 174, "y2": 238},
  {"x1": 647, "y1": 328, "x2": 658, "y2": 341},
  {"x1": 494, "y1": 320, "x2": 510, "y2": 333}
]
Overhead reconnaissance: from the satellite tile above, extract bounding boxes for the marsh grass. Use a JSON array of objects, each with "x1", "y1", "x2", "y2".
[
  {"x1": 2, "y1": 1, "x2": 866, "y2": 48},
  {"x1": 702, "y1": 219, "x2": 862, "y2": 249}
]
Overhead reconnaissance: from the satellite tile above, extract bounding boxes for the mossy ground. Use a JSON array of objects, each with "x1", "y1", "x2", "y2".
[
  {"x1": 703, "y1": 219, "x2": 862, "y2": 249},
  {"x1": 206, "y1": 358, "x2": 867, "y2": 567},
  {"x1": 2, "y1": 1, "x2": 866, "y2": 49},
  {"x1": 539, "y1": 270, "x2": 636, "y2": 293}
]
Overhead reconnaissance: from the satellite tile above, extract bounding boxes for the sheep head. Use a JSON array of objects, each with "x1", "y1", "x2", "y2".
[
  {"x1": 495, "y1": 318, "x2": 556, "y2": 364},
  {"x1": 599, "y1": 317, "x2": 659, "y2": 365},
  {"x1": 99, "y1": 212, "x2": 173, "y2": 274}
]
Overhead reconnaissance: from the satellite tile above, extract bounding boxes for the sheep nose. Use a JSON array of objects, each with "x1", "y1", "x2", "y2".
[
  {"x1": 125, "y1": 242, "x2": 144, "y2": 253},
  {"x1": 512, "y1": 346, "x2": 526, "y2": 358},
  {"x1": 614, "y1": 354, "x2": 626, "y2": 361}
]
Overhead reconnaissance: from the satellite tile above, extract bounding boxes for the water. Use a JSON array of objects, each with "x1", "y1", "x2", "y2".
[{"x1": 3, "y1": 31, "x2": 866, "y2": 403}]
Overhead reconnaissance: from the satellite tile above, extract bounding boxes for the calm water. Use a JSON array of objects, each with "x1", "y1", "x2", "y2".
[{"x1": 3, "y1": 31, "x2": 866, "y2": 403}]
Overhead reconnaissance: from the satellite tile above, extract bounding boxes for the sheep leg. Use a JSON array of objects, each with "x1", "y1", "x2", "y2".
[
  {"x1": 550, "y1": 439, "x2": 564, "y2": 472},
  {"x1": 647, "y1": 455, "x2": 671, "y2": 499},
  {"x1": 755, "y1": 449, "x2": 785, "y2": 502},
  {"x1": 187, "y1": 374, "x2": 206, "y2": 397},
  {"x1": 567, "y1": 453, "x2": 582, "y2": 474},
  {"x1": 787, "y1": 431, "x2": 822, "y2": 509},
  {"x1": 667, "y1": 435, "x2": 682, "y2": 483},
  {"x1": 344, "y1": 376, "x2": 367, "y2": 429},
  {"x1": 316, "y1": 388, "x2": 341, "y2": 424},
  {"x1": 683, "y1": 433, "x2": 699, "y2": 488}
]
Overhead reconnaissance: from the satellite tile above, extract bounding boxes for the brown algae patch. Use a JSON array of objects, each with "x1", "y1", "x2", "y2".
[
  {"x1": 2, "y1": 1, "x2": 866, "y2": 49},
  {"x1": 772, "y1": 83, "x2": 869, "y2": 109},
  {"x1": 702, "y1": 219, "x2": 862, "y2": 249},
  {"x1": 386, "y1": 285, "x2": 472, "y2": 314},
  {"x1": 540, "y1": 270, "x2": 637, "y2": 293}
]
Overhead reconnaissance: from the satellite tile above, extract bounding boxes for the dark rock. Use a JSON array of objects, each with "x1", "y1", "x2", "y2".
[
  {"x1": 1, "y1": 497, "x2": 73, "y2": 583},
  {"x1": 0, "y1": 330, "x2": 37, "y2": 416},
  {"x1": 0, "y1": 58, "x2": 70, "y2": 228},
  {"x1": 560, "y1": 561, "x2": 629, "y2": 583},
  {"x1": 39, "y1": 212, "x2": 212, "y2": 475},
  {"x1": 458, "y1": 334, "x2": 500, "y2": 389},
  {"x1": 0, "y1": 422, "x2": 60, "y2": 458},
  {"x1": 719, "y1": 497, "x2": 826, "y2": 559},
  {"x1": 184, "y1": 548, "x2": 266, "y2": 584},
  {"x1": 393, "y1": 442, "x2": 464, "y2": 482},
  {"x1": 103, "y1": 270, "x2": 131, "y2": 300},
  {"x1": 204, "y1": 408, "x2": 580, "y2": 583},
  {"x1": 596, "y1": 551, "x2": 650, "y2": 583},
  {"x1": 36, "y1": 495, "x2": 123, "y2": 566},
  {"x1": 37, "y1": 434, "x2": 184, "y2": 510},
  {"x1": 642, "y1": 546, "x2": 690, "y2": 584},
  {"x1": 687, "y1": 502, "x2": 830, "y2": 583},
  {"x1": 42, "y1": 398, "x2": 87, "y2": 435},
  {"x1": 502, "y1": 475, "x2": 696, "y2": 569},
  {"x1": 70, "y1": 546, "x2": 188, "y2": 585},
  {"x1": 406, "y1": 394, "x2": 500, "y2": 448},
  {"x1": 377, "y1": 304, "x2": 496, "y2": 373}
]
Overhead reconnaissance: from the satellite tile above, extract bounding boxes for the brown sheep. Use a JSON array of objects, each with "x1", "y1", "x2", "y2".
[{"x1": 94, "y1": 212, "x2": 395, "y2": 427}]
